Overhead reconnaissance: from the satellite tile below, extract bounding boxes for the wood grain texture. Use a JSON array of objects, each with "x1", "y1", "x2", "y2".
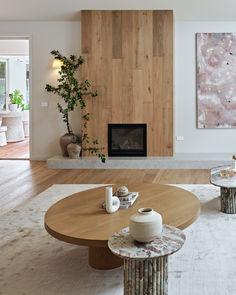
[
  {"x1": 81, "y1": 10, "x2": 173, "y2": 156},
  {"x1": 0, "y1": 160, "x2": 210, "y2": 217},
  {"x1": 0, "y1": 137, "x2": 29, "y2": 159},
  {"x1": 81, "y1": 10, "x2": 91, "y2": 54},
  {"x1": 112, "y1": 11, "x2": 122, "y2": 59},
  {"x1": 44, "y1": 183, "x2": 200, "y2": 247},
  {"x1": 88, "y1": 246, "x2": 123, "y2": 270}
]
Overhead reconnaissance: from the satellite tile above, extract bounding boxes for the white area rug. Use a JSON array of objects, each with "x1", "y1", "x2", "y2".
[{"x1": 0, "y1": 184, "x2": 236, "y2": 295}]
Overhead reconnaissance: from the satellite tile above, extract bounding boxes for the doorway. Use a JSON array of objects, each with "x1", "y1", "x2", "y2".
[{"x1": 0, "y1": 39, "x2": 30, "y2": 159}]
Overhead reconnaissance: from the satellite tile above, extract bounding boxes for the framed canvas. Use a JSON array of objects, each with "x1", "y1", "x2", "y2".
[{"x1": 197, "y1": 33, "x2": 236, "y2": 128}]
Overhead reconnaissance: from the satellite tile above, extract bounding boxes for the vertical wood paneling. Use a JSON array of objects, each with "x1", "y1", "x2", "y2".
[
  {"x1": 112, "y1": 11, "x2": 122, "y2": 59},
  {"x1": 121, "y1": 11, "x2": 134, "y2": 122},
  {"x1": 112, "y1": 59, "x2": 122, "y2": 122},
  {"x1": 101, "y1": 11, "x2": 112, "y2": 108},
  {"x1": 153, "y1": 10, "x2": 172, "y2": 57},
  {"x1": 91, "y1": 11, "x2": 102, "y2": 86},
  {"x1": 133, "y1": 70, "x2": 143, "y2": 122},
  {"x1": 81, "y1": 10, "x2": 173, "y2": 156},
  {"x1": 143, "y1": 102, "x2": 154, "y2": 156},
  {"x1": 81, "y1": 11, "x2": 91, "y2": 54},
  {"x1": 143, "y1": 10, "x2": 153, "y2": 104}
]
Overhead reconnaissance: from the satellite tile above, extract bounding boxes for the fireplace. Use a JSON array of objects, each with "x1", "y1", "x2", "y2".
[{"x1": 108, "y1": 124, "x2": 147, "y2": 157}]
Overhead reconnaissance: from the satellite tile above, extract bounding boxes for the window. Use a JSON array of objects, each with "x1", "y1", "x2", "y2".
[
  {"x1": 0, "y1": 60, "x2": 7, "y2": 105},
  {"x1": 26, "y1": 63, "x2": 29, "y2": 106}
]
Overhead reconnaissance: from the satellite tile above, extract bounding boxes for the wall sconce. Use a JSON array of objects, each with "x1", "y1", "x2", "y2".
[{"x1": 52, "y1": 58, "x2": 63, "y2": 69}]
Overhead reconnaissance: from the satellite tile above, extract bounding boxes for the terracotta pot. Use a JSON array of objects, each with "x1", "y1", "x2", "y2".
[
  {"x1": 129, "y1": 207, "x2": 162, "y2": 243},
  {"x1": 59, "y1": 134, "x2": 76, "y2": 157},
  {"x1": 67, "y1": 143, "x2": 81, "y2": 159}
]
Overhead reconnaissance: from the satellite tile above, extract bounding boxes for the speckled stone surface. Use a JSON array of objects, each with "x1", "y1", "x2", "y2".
[
  {"x1": 108, "y1": 225, "x2": 185, "y2": 260},
  {"x1": 47, "y1": 154, "x2": 233, "y2": 169},
  {"x1": 211, "y1": 166, "x2": 236, "y2": 213},
  {"x1": 210, "y1": 165, "x2": 236, "y2": 188}
]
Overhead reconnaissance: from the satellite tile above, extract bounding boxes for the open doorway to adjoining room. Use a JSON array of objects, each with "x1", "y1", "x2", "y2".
[{"x1": 0, "y1": 38, "x2": 30, "y2": 159}]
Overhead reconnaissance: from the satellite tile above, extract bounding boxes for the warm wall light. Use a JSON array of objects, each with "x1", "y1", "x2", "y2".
[{"x1": 52, "y1": 58, "x2": 63, "y2": 69}]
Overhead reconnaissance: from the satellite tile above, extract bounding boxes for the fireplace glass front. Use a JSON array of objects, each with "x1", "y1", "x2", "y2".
[{"x1": 108, "y1": 124, "x2": 147, "y2": 157}]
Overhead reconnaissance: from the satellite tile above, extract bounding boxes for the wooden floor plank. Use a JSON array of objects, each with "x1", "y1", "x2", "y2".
[
  {"x1": 0, "y1": 160, "x2": 210, "y2": 216},
  {"x1": 0, "y1": 137, "x2": 29, "y2": 159}
]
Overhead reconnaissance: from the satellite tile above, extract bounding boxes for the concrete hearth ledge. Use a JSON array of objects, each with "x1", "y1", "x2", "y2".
[{"x1": 47, "y1": 153, "x2": 232, "y2": 169}]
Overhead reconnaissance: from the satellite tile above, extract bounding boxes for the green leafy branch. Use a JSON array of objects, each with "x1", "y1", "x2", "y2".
[{"x1": 45, "y1": 50, "x2": 106, "y2": 163}]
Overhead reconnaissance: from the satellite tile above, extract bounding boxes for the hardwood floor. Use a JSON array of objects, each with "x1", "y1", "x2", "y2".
[
  {"x1": 0, "y1": 160, "x2": 210, "y2": 216},
  {"x1": 0, "y1": 137, "x2": 29, "y2": 159}
]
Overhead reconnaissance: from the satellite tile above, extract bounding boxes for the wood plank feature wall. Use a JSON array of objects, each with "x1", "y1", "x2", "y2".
[{"x1": 81, "y1": 10, "x2": 173, "y2": 156}]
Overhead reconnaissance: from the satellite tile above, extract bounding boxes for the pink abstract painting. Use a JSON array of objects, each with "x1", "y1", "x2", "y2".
[{"x1": 197, "y1": 33, "x2": 236, "y2": 128}]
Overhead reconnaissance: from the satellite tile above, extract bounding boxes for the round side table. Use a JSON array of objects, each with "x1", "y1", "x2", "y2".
[
  {"x1": 210, "y1": 166, "x2": 236, "y2": 214},
  {"x1": 0, "y1": 111, "x2": 24, "y2": 142},
  {"x1": 108, "y1": 224, "x2": 185, "y2": 295},
  {"x1": 0, "y1": 125, "x2": 7, "y2": 146}
]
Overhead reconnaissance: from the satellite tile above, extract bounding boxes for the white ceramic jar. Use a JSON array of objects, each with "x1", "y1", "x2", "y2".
[{"x1": 129, "y1": 208, "x2": 163, "y2": 243}]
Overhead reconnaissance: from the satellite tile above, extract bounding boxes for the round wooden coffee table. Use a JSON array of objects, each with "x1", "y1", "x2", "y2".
[{"x1": 44, "y1": 184, "x2": 200, "y2": 270}]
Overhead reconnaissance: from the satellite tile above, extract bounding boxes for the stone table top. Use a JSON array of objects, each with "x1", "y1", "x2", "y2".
[
  {"x1": 0, "y1": 111, "x2": 23, "y2": 118},
  {"x1": 108, "y1": 224, "x2": 185, "y2": 260},
  {"x1": 210, "y1": 165, "x2": 236, "y2": 188}
]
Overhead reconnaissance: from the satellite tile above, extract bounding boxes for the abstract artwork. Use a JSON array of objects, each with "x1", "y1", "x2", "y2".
[{"x1": 197, "y1": 33, "x2": 236, "y2": 128}]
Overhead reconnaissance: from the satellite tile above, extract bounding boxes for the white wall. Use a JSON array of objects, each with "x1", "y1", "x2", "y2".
[
  {"x1": 175, "y1": 22, "x2": 236, "y2": 154},
  {"x1": 1, "y1": 0, "x2": 236, "y2": 22},
  {"x1": 0, "y1": 20, "x2": 235, "y2": 159},
  {"x1": 0, "y1": 21, "x2": 81, "y2": 160}
]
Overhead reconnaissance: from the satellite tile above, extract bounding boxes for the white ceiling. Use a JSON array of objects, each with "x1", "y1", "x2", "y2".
[{"x1": 0, "y1": 0, "x2": 236, "y2": 21}]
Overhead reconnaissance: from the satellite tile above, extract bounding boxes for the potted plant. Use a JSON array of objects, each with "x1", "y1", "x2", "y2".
[
  {"x1": 66, "y1": 135, "x2": 106, "y2": 163},
  {"x1": 45, "y1": 50, "x2": 105, "y2": 163},
  {"x1": 8, "y1": 90, "x2": 24, "y2": 112}
]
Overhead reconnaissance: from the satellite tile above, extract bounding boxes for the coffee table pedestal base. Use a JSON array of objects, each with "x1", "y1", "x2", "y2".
[
  {"x1": 88, "y1": 246, "x2": 123, "y2": 270},
  {"x1": 124, "y1": 256, "x2": 168, "y2": 295},
  {"x1": 220, "y1": 187, "x2": 236, "y2": 214}
]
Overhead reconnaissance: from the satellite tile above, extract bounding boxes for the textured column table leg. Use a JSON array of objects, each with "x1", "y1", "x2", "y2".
[
  {"x1": 220, "y1": 187, "x2": 236, "y2": 214},
  {"x1": 124, "y1": 257, "x2": 168, "y2": 295}
]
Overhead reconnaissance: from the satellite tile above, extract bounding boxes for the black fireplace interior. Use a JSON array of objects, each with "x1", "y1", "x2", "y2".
[{"x1": 108, "y1": 124, "x2": 147, "y2": 157}]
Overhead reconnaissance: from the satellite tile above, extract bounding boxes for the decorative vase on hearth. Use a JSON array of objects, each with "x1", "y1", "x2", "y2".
[
  {"x1": 59, "y1": 134, "x2": 76, "y2": 157},
  {"x1": 129, "y1": 208, "x2": 162, "y2": 243},
  {"x1": 67, "y1": 143, "x2": 81, "y2": 159}
]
